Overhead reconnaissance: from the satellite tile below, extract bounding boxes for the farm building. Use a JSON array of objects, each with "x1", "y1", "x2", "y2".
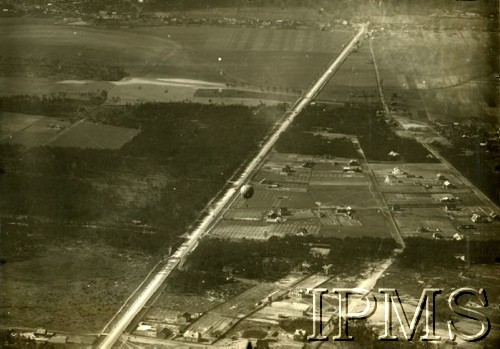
[
  {"x1": 471, "y1": 214, "x2": 490, "y2": 223},
  {"x1": 310, "y1": 247, "x2": 330, "y2": 257},
  {"x1": 436, "y1": 173, "x2": 446, "y2": 180},
  {"x1": 281, "y1": 165, "x2": 293, "y2": 175},
  {"x1": 392, "y1": 167, "x2": 404, "y2": 175},
  {"x1": 445, "y1": 205, "x2": 458, "y2": 211},
  {"x1": 135, "y1": 322, "x2": 157, "y2": 337},
  {"x1": 416, "y1": 226, "x2": 430, "y2": 233},
  {"x1": 183, "y1": 330, "x2": 202, "y2": 342},
  {"x1": 489, "y1": 212, "x2": 499, "y2": 221},
  {"x1": 289, "y1": 288, "x2": 305, "y2": 299},
  {"x1": 443, "y1": 181, "x2": 455, "y2": 189},
  {"x1": 336, "y1": 206, "x2": 353, "y2": 214},
  {"x1": 384, "y1": 174, "x2": 398, "y2": 184},
  {"x1": 453, "y1": 233, "x2": 464, "y2": 241},
  {"x1": 343, "y1": 166, "x2": 361, "y2": 173},
  {"x1": 440, "y1": 196, "x2": 458, "y2": 203}
]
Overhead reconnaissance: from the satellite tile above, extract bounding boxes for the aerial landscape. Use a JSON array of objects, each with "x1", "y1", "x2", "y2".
[{"x1": 0, "y1": 0, "x2": 499, "y2": 348}]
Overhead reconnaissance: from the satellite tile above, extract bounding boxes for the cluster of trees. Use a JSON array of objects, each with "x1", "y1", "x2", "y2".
[
  {"x1": 170, "y1": 236, "x2": 397, "y2": 291},
  {"x1": 0, "y1": 56, "x2": 127, "y2": 81},
  {"x1": 434, "y1": 142, "x2": 500, "y2": 204},
  {"x1": 279, "y1": 104, "x2": 438, "y2": 162},
  {"x1": 396, "y1": 237, "x2": 500, "y2": 271},
  {"x1": 276, "y1": 131, "x2": 359, "y2": 158}
]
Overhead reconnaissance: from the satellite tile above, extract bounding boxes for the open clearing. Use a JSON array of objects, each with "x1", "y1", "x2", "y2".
[{"x1": 0, "y1": 234, "x2": 155, "y2": 333}]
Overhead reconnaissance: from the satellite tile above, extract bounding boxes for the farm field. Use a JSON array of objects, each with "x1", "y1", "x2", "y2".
[
  {"x1": 0, "y1": 19, "x2": 355, "y2": 104},
  {"x1": 372, "y1": 28, "x2": 498, "y2": 125},
  {"x1": 207, "y1": 142, "x2": 392, "y2": 241},
  {"x1": 1, "y1": 113, "x2": 140, "y2": 149},
  {"x1": 370, "y1": 160, "x2": 500, "y2": 240}
]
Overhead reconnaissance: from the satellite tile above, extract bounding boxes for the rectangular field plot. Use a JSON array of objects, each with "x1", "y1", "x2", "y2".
[
  {"x1": 215, "y1": 283, "x2": 278, "y2": 317},
  {"x1": 312, "y1": 209, "x2": 362, "y2": 227},
  {"x1": 308, "y1": 186, "x2": 378, "y2": 209},
  {"x1": 1, "y1": 112, "x2": 71, "y2": 148},
  {"x1": 384, "y1": 193, "x2": 435, "y2": 206},
  {"x1": 0, "y1": 112, "x2": 43, "y2": 138},
  {"x1": 293, "y1": 274, "x2": 331, "y2": 289},
  {"x1": 431, "y1": 192, "x2": 483, "y2": 206},
  {"x1": 231, "y1": 189, "x2": 315, "y2": 209},
  {"x1": 252, "y1": 301, "x2": 310, "y2": 322},
  {"x1": 309, "y1": 170, "x2": 367, "y2": 186},
  {"x1": 319, "y1": 209, "x2": 390, "y2": 238},
  {"x1": 220, "y1": 28, "x2": 350, "y2": 53},
  {"x1": 370, "y1": 162, "x2": 447, "y2": 175},
  {"x1": 48, "y1": 121, "x2": 139, "y2": 150},
  {"x1": 393, "y1": 208, "x2": 459, "y2": 238},
  {"x1": 223, "y1": 208, "x2": 265, "y2": 221},
  {"x1": 185, "y1": 313, "x2": 234, "y2": 339},
  {"x1": 210, "y1": 220, "x2": 320, "y2": 240},
  {"x1": 379, "y1": 181, "x2": 471, "y2": 195},
  {"x1": 252, "y1": 168, "x2": 311, "y2": 185},
  {"x1": 266, "y1": 152, "x2": 315, "y2": 164}
]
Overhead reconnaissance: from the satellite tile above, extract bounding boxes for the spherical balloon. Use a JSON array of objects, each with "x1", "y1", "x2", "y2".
[{"x1": 240, "y1": 184, "x2": 254, "y2": 199}]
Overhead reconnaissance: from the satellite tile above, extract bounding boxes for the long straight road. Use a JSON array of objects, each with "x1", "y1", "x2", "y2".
[{"x1": 98, "y1": 23, "x2": 368, "y2": 349}]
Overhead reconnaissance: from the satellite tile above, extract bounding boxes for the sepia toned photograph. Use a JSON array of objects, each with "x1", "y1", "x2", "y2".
[{"x1": 0, "y1": 1, "x2": 498, "y2": 348}]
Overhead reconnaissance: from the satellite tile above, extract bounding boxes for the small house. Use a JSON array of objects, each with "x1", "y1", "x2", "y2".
[
  {"x1": 183, "y1": 330, "x2": 201, "y2": 342},
  {"x1": 471, "y1": 214, "x2": 487, "y2": 223},
  {"x1": 443, "y1": 180, "x2": 455, "y2": 189},
  {"x1": 385, "y1": 174, "x2": 398, "y2": 184},
  {"x1": 294, "y1": 329, "x2": 307, "y2": 342}
]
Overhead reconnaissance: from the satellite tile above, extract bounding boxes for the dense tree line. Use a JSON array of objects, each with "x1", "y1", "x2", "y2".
[
  {"x1": 0, "y1": 94, "x2": 107, "y2": 118},
  {"x1": 1, "y1": 95, "x2": 84, "y2": 116},
  {"x1": 0, "y1": 56, "x2": 127, "y2": 81}
]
